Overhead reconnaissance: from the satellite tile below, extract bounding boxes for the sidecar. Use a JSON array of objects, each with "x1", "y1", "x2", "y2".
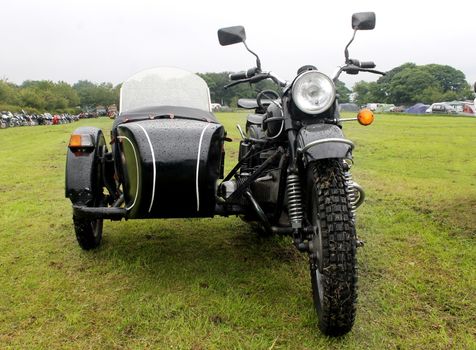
[{"x1": 65, "y1": 67, "x2": 225, "y2": 249}]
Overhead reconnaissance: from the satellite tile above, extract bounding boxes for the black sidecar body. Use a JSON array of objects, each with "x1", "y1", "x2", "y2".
[
  {"x1": 66, "y1": 68, "x2": 225, "y2": 233},
  {"x1": 112, "y1": 106, "x2": 224, "y2": 219}
]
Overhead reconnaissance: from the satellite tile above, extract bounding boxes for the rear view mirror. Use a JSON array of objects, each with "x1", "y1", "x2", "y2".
[
  {"x1": 352, "y1": 12, "x2": 376, "y2": 30},
  {"x1": 218, "y1": 26, "x2": 246, "y2": 46}
]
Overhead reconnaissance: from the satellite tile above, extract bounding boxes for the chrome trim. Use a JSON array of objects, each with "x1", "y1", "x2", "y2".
[
  {"x1": 136, "y1": 123, "x2": 156, "y2": 213},
  {"x1": 339, "y1": 117, "x2": 358, "y2": 122},
  {"x1": 298, "y1": 138, "x2": 355, "y2": 154},
  {"x1": 352, "y1": 181, "x2": 365, "y2": 208},
  {"x1": 117, "y1": 136, "x2": 139, "y2": 211},
  {"x1": 196, "y1": 123, "x2": 211, "y2": 212},
  {"x1": 292, "y1": 71, "x2": 336, "y2": 115},
  {"x1": 266, "y1": 121, "x2": 284, "y2": 139},
  {"x1": 236, "y1": 124, "x2": 246, "y2": 139}
]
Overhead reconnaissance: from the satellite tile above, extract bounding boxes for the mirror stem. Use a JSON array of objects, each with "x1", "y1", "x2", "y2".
[
  {"x1": 243, "y1": 41, "x2": 262, "y2": 71},
  {"x1": 344, "y1": 30, "x2": 357, "y2": 64}
]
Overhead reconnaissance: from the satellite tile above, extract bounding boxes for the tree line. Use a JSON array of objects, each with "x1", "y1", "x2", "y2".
[
  {"x1": 0, "y1": 80, "x2": 120, "y2": 114},
  {"x1": 1, "y1": 63, "x2": 473, "y2": 114},
  {"x1": 352, "y1": 63, "x2": 473, "y2": 106}
]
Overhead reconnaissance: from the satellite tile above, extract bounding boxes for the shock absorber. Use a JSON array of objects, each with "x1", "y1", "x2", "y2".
[
  {"x1": 345, "y1": 170, "x2": 357, "y2": 220},
  {"x1": 286, "y1": 173, "x2": 303, "y2": 228},
  {"x1": 344, "y1": 162, "x2": 365, "y2": 220},
  {"x1": 344, "y1": 162, "x2": 366, "y2": 247}
]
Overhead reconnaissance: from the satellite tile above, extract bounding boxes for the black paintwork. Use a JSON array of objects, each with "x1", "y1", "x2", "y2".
[
  {"x1": 218, "y1": 26, "x2": 246, "y2": 46},
  {"x1": 351, "y1": 12, "x2": 376, "y2": 30},
  {"x1": 115, "y1": 118, "x2": 224, "y2": 219},
  {"x1": 65, "y1": 127, "x2": 106, "y2": 206},
  {"x1": 113, "y1": 105, "x2": 218, "y2": 128},
  {"x1": 237, "y1": 98, "x2": 259, "y2": 109},
  {"x1": 297, "y1": 124, "x2": 351, "y2": 163},
  {"x1": 247, "y1": 114, "x2": 265, "y2": 125},
  {"x1": 73, "y1": 205, "x2": 126, "y2": 220}
]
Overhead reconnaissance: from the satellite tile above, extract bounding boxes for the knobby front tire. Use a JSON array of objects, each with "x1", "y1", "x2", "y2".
[{"x1": 307, "y1": 159, "x2": 358, "y2": 336}]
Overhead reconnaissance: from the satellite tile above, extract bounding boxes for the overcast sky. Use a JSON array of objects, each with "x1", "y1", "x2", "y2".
[{"x1": 2, "y1": 0, "x2": 475, "y2": 89}]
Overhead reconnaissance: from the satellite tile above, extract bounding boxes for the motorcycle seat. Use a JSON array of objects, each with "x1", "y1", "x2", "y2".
[
  {"x1": 247, "y1": 113, "x2": 265, "y2": 125},
  {"x1": 237, "y1": 98, "x2": 258, "y2": 109},
  {"x1": 237, "y1": 98, "x2": 272, "y2": 109}
]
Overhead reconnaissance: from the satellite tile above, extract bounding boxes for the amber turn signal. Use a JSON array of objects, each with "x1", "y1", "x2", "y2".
[
  {"x1": 68, "y1": 134, "x2": 94, "y2": 149},
  {"x1": 357, "y1": 109, "x2": 375, "y2": 126},
  {"x1": 68, "y1": 134, "x2": 82, "y2": 148}
]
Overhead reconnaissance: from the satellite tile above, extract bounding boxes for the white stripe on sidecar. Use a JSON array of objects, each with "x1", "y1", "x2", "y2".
[
  {"x1": 196, "y1": 123, "x2": 211, "y2": 212},
  {"x1": 136, "y1": 123, "x2": 156, "y2": 213},
  {"x1": 117, "y1": 135, "x2": 140, "y2": 211}
]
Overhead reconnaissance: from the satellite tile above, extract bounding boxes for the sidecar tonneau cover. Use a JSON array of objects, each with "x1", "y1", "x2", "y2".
[{"x1": 113, "y1": 105, "x2": 218, "y2": 129}]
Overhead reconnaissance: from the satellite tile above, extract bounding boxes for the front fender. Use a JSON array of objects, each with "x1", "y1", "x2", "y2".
[
  {"x1": 65, "y1": 127, "x2": 106, "y2": 205},
  {"x1": 297, "y1": 124, "x2": 353, "y2": 163}
]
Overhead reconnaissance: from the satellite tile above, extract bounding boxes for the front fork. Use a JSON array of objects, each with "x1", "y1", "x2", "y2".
[
  {"x1": 287, "y1": 157, "x2": 366, "y2": 253},
  {"x1": 285, "y1": 123, "x2": 366, "y2": 252}
]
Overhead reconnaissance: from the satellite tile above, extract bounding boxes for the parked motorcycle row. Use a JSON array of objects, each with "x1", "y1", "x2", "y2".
[{"x1": 0, "y1": 111, "x2": 81, "y2": 129}]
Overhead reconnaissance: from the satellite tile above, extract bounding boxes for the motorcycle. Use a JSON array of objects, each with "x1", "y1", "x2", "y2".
[{"x1": 65, "y1": 12, "x2": 384, "y2": 336}]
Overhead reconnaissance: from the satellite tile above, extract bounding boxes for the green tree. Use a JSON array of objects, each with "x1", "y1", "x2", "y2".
[
  {"x1": 0, "y1": 80, "x2": 20, "y2": 105},
  {"x1": 73, "y1": 80, "x2": 119, "y2": 110},
  {"x1": 423, "y1": 64, "x2": 466, "y2": 92},
  {"x1": 335, "y1": 80, "x2": 351, "y2": 103},
  {"x1": 352, "y1": 81, "x2": 381, "y2": 105},
  {"x1": 365, "y1": 63, "x2": 472, "y2": 105},
  {"x1": 415, "y1": 86, "x2": 444, "y2": 104},
  {"x1": 53, "y1": 81, "x2": 80, "y2": 107},
  {"x1": 387, "y1": 67, "x2": 439, "y2": 105},
  {"x1": 19, "y1": 88, "x2": 46, "y2": 110}
]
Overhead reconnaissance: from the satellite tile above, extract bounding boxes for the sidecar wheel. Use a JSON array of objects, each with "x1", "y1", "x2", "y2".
[
  {"x1": 73, "y1": 216, "x2": 103, "y2": 250},
  {"x1": 66, "y1": 127, "x2": 108, "y2": 250},
  {"x1": 307, "y1": 159, "x2": 357, "y2": 336}
]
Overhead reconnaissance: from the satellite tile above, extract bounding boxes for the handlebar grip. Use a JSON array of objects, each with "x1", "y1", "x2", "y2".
[
  {"x1": 229, "y1": 71, "x2": 247, "y2": 80},
  {"x1": 229, "y1": 67, "x2": 258, "y2": 81},
  {"x1": 249, "y1": 73, "x2": 269, "y2": 83},
  {"x1": 360, "y1": 61, "x2": 376, "y2": 69}
]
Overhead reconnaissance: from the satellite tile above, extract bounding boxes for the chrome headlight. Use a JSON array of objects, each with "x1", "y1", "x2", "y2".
[{"x1": 292, "y1": 71, "x2": 336, "y2": 115}]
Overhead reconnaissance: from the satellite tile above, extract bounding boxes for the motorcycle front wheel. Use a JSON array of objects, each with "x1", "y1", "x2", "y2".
[{"x1": 307, "y1": 159, "x2": 357, "y2": 336}]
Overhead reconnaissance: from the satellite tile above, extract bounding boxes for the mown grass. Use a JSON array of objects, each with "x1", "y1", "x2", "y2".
[{"x1": 0, "y1": 113, "x2": 475, "y2": 349}]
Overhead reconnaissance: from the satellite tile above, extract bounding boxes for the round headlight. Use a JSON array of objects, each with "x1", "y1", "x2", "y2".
[{"x1": 292, "y1": 71, "x2": 336, "y2": 115}]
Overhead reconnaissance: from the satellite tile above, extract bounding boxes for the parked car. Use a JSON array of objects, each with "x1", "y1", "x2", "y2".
[
  {"x1": 426, "y1": 103, "x2": 457, "y2": 114},
  {"x1": 211, "y1": 103, "x2": 222, "y2": 111}
]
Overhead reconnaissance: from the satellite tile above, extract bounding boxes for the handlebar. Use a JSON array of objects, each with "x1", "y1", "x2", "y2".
[
  {"x1": 347, "y1": 58, "x2": 376, "y2": 69},
  {"x1": 225, "y1": 71, "x2": 287, "y2": 89},
  {"x1": 360, "y1": 61, "x2": 376, "y2": 69},
  {"x1": 229, "y1": 67, "x2": 259, "y2": 80},
  {"x1": 333, "y1": 61, "x2": 385, "y2": 82}
]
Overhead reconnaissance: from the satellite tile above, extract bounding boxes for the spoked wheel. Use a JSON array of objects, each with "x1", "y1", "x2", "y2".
[
  {"x1": 73, "y1": 216, "x2": 103, "y2": 250},
  {"x1": 307, "y1": 159, "x2": 357, "y2": 336},
  {"x1": 72, "y1": 141, "x2": 107, "y2": 251}
]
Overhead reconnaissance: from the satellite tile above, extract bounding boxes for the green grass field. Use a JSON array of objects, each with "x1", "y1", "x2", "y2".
[{"x1": 0, "y1": 113, "x2": 475, "y2": 349}]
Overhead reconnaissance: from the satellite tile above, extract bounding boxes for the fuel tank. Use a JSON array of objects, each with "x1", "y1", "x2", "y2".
[{"x1": 115, "y1": 119, "x2": 224, "y2": 219}]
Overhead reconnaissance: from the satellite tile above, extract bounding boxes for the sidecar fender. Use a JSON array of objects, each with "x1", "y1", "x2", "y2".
[
  {"x1": 65, "y1": 127, "x2": 106, "y2": 206},
  {"x1": 297, "y1": 124, "x2": 353, "y2": 163}
]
